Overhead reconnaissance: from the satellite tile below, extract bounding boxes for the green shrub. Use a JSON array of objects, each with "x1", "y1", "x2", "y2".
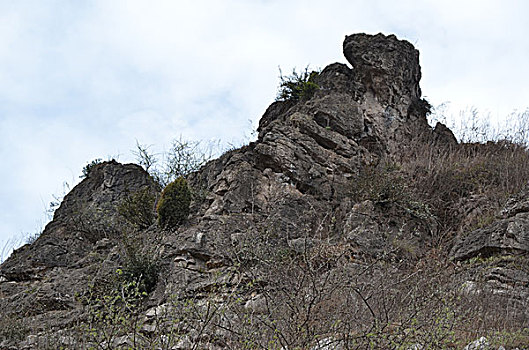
[
  {"x1": 118, "y1": 187, "x2": 156, "y2": 230},
  {"x1": 157, "y1": 177, "x2": 192, "y2": 229},
  {"x1": 121, "y1": 242, "x2": 160, "y2": 294},
  {"x1": 276, "y1": 67, "x2": 320, "y2": 102},
  {"x1": 80, "y1": 158, "x2": 102, "y2": 178},
  {"x1": 77, "y1": 269, "x2": 148, "y2": 348}
]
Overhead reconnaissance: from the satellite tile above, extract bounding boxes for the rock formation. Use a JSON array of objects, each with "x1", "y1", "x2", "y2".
[
  {"x1": 450, "y1": 184, "x2": 529, "y2": 305},
  {"x1": 1, "y1": 33, "x2": 527, "y2": 349},
  {"x1": 0, "y1": 162, "x2": 159, "y2": 341}
]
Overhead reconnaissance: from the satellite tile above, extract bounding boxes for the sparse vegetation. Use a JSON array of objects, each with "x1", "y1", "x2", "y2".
[
  {"x1": 5, "y1": 124, "x2": 529, "y2": 349},
  {"x1": 0, "y1": 228, "x2": 43, "y2": 263},
  {"x1": 0, "y1": 315, "x2": 30, "y2": 345},
  {"x1": 3, "y1": 98, "x2": 529, "y2": 348},
  {"x1": 351, "y1": 162, "x2": 410, "y2": 206},
  {"x1": 80, "y1": 158, "x2": 103, "y2": 179},
  {"x1": 75, "y1": 269, "x2": 149, "y2": 349},
  {"x1": 429, "y1": 105, "x2": 529, "y2": 146},
  {"x1": 4, "y1": 236, "x2": 527, "y2": 349},
  {"x1": 120, "y1": 230, "x2": 161, "y2": 294},
  {"x1": 131, "y1": 140, "x2": 156, "y2": 172},
  {"x1": 6, "y1": 30, "x2": 529, "y2": 349},
  {"x1": 405, "y1": 140, "x2": 529, "y2": 239},
  {"x1": 276, "y1": 66, "x2": 320, "y2": 102},
  {"x1": 134, "y1": 137, "x2": 215, "y2": 186},
  {"x1": 400, "y1": 108, "x2": 529, "y2": 247},
  {"x1": 346, "y1": 107, "x2": 529, "y2": 252},
  {"x1": 67, "y1": 206, "x2": 120, "y2": 243}
]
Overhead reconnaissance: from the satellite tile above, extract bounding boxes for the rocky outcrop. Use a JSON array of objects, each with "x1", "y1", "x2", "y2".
[
  {"x1": 0, "y1": 161, "x2": 158, "y2": 340},
  {"x1": 0, "y1": 161, "x2": 157, "y2": 282},
  {"x1": 196, "y1": 33, "x2": 436, "y2": 210},
  {"x1": 451, "y1": 184, "x2": 529, "y2": 261},
  {"x1": 2, "y1": 33, "x2": 527, "y2": 349},
  {"x1": 450, "y1": 184, "x2": 529, "y2": 307},
  {"x1": 182, "y1": 33, "x2": 443, "y2": 271},
  {"x1": 0, "y1": 33, "x2": 444, "y2": 328},
  {"x1": 343, "y1": 33, "x2": 422, "y2": 112}
]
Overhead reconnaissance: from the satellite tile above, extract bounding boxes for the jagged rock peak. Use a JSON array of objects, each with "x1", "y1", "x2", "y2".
[
  {"x1": 343, "y1": 33, "x2": 422, "y2": 106},
  {"x1": 0, "y1": 161, "x2": 158, "y2": 282}
]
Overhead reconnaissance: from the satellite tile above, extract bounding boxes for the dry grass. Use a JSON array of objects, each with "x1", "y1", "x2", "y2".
[{"x1": 402, "y1": 139, "x2": 529, "y2": 245}]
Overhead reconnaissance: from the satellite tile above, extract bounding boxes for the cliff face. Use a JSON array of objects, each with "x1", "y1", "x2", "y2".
[
  {"x1": 1, "y1": 33, "x2": 528, "y2": 349},
  {"x1": 1, "y1": 161, "x2": 158, "y2": 282},
  {"x1": 182, "y1": 33, "x2": 441, "y2": 270}
]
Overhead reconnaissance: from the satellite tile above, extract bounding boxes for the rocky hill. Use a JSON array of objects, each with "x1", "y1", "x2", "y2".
[{"x1": 1, "y1": 33, "x2": 528, "y2": 349}]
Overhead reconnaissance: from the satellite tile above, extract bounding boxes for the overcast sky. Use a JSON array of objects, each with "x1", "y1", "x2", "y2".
[{"x1": 1, "y1": 0, "x2": 528, "y2": 261}]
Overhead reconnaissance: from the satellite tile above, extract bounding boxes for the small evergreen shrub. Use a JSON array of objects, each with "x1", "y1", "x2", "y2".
[
  {"x1": 276, "y1": 67, "x2": 320, "y2": 102},
  {"x1": 118, "y1": 187, "x2": 156, "y2": 230},
  {"x1": 80, "y1": 158, "x2": 103, "y2": 178},
  {"x1": 157, "y1": 177, "x2": 191, "y2": 229}
]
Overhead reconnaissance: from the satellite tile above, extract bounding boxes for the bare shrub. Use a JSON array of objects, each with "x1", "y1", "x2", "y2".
[
  {"x1": 134, "y1": 138, "x2": 217, "y2": 187},
  {"x1": 223, "y1": 224, "x2": 467, "y2": 349},
  {"x1": 429, "y1": 105, "x2": 529, "y2": 146},
  {"x1": 15, "y1": 216, "x2": 526, "y2": 349},
  {"x1": 0, "y1": 314, "x2": 30, "y2": 345},
  {"x1": 118, "y1": 187, "x2": 157, "y2": 230}
]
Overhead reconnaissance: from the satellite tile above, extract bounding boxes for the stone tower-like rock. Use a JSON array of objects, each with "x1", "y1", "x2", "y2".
[{"x1": 343, "y1": 33, "x2": 422, "y2": 109}]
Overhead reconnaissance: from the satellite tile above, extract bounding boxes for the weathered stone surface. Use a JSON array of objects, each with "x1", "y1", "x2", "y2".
[
  {"x1": 463, "y1": 337, "x2": 489, "y2": 350},
  {"x1": 343, "y1": 33, "x2": 421, "y2": 111},
  {"x1": 450, "y1": 184, "x2": 529, "y2": 311},
  {"x1": 0, "y1": 161, "x2": 156, "y2": 282},
  {"x1": 0, "y1": 161, "x2": 158, "y2": 339},
  {"x1": 0, "y1": 34, "x2": 444, "y2": 326},
  {"x1": 6, "y1": 32, "x2": 527, "y2": 348},
  {"x1": 244, "y1": 293, "x2": 268, "y2": 314},
  {"x1": 451, "y1": 184, "x2": 529, "y2": 261},
  {"x1": 432, "y1": 121, "x2": 458, "y2": 146}
]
